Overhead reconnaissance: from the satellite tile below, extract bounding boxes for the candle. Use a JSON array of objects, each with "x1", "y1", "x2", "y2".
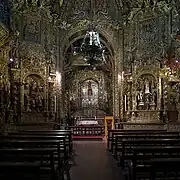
[
  {"x1": 125, "y1": 95, "x2": 127, "y2": 111},
  {"x1": 54, "y1": 96, "x2": 56, "y2": 112}
]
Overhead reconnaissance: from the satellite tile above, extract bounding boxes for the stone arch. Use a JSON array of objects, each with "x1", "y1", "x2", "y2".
[
  {"x1": 23, "y1": 73, "x2": 45, "y2": 84},
  {"x1": 135, "y1": 73, "x2": 158, "y2": 84},
  {"x1": 60, "y1": 22, "x2": 117, "y2": 118},
  {"x1": 80, "y1": 78, "x2": 99, "y2": 85},
  {"x1": 60, "y1": 22, "x2": 117, "y2": 58}
]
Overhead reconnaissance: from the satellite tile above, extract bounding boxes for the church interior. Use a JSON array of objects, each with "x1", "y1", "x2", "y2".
[{"x1": 1, "y1": 0, "x2": 180, "y2": 179}]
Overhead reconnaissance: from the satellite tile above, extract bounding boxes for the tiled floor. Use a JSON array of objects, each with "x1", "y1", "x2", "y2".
[{"x1": 71, "y1": 141, "x2": 124, "y2": 180}]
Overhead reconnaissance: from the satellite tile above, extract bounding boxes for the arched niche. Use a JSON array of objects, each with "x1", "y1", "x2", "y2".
[
  {"x1": 135, "y1": 74, "x2": 157, "y2": 110},
  {"x1": 23, "y1": 74, "x2": 44, "y2": 112},
  {"x1": 62, "y1": 27, "x2": 114, "y2": 118},
  {"x1": 80, "y1": 79, "x2": 99, "y2": 108}
]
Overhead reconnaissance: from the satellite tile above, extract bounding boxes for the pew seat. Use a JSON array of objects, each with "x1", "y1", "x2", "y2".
[
  {"x1": 150, "y1": 158, "x2": 180, "y2": 180},
  {"x1": 119, "y1": 139, "x2": 180, "y2": 169},
  {"x1": 0, "y1": 148, "x2": 58, "y2": 180},
  {"x1": 128, "y1": 146, "x2": 180, "y2": 180},
  {"x1": 114, "y1": 135, "x2": 180, "y2": 158},
  {"x1": 0, "y1": 161, "x2": 41, "y2": 180}
]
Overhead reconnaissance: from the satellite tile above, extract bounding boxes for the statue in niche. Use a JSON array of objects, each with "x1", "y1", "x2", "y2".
[
  {"x1": 81, "y1": 80, "x2": 99, "y2": 109},
  {"x1": 88, "y1": 81, "x2": 93, "y2": 97},
  {"x1": 151, "y1": 91, "x2": 157, "y2": 105},
  {"x1": 36, "y1": 95, "x2": 43, "y2": 112},
  {"x1": 24, "y1": 75, "x2": 44, "y2": 112},
  {"x1": 139, "y1": 91, "x2": 144, "y2": 102},
  {"x1": 145, "y1": 80, "x2": 150, "y2": 94},
  {"x1": 136, "y1": 74, "x2": 157, "y2": 110},
  {"x1": 26, "y1": 95, "x2": 31, "y2": 112},
  {"x1": 137, "y1": 90, "x2": 144, "y2": 109}
]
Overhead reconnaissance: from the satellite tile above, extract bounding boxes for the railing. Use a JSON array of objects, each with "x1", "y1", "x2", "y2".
[
  {"x1": 68, "y1": 125, "x2": 104, "y2": 136},
  {"x1": 114, "y1": 122, "x2": 165, "y2": 130}
]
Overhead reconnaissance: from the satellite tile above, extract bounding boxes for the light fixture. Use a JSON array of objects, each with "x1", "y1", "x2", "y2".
[
  {"x1": 80, "y1": 26, "x2": 105, "y2": 66},
  {"x1": 56, "y1": 71, "x2": 61, "y2": 85}
]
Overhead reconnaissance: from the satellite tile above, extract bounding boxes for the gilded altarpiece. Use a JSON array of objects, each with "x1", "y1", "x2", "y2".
[
  {"x1": 9, "y1": 1, "x2": 59, "y2": 124},
  {"x1": 0, "y1": 46, "x2": 10, "y2": 124},
  {"x1": 123, "y1": 4, "x2": 170, "y2": 123},
  {"x1": 17, "y1": 41, "x2": 56, "y2": 123},
  {"x1": 0, "y1": 23, "x2": 11, "y2": 130},
  {"x1": 69, "y1": 70, "x2": 108, "y2": 117}
]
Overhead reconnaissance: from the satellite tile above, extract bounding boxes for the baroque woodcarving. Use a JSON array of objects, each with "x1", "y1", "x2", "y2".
[{"x1": 1, "y1": 0, "x2": 180, "y2": 127}]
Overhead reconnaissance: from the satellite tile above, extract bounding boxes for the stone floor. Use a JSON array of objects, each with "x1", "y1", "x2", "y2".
[{"x1": 70, "y1": 141, "x2": 124, "y2": 180}]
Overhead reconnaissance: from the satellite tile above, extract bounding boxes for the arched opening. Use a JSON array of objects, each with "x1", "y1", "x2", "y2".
[{"x1": 62, "y1": 32, "x2": 114, "y2": 122}]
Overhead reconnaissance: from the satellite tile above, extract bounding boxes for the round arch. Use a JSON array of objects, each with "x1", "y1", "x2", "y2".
[{"x1": 60, "y1": 24, "x2": 116, "y2": 59}]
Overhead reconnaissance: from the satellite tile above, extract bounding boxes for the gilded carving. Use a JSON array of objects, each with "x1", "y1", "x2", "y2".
[
  {"x1": 24, "y1": 74, "x2": 44, "y2": 112},
  {"x1": 23, "y1": 19, "x2": 41, "y2": 42},
  {"x1": 0, "y1": 0, "x2": 180, "y2": 127}
]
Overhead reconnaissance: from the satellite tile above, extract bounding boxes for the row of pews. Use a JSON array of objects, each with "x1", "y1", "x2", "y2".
[
  {"x1": 0, "y1": 129, "x2": 73, "y2": 180},
  {"x1": 108, "y1": 129, "x2": 180, "y2": 180}
]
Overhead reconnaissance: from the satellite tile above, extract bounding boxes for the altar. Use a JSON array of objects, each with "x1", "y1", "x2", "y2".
[{"x1": 76, "y1": 119, "x2": 98, "y2": 125}]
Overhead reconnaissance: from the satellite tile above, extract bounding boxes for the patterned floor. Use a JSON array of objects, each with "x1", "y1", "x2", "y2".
[{"x1": 70, "y1": 141, "x2": 124, "y2": 180}]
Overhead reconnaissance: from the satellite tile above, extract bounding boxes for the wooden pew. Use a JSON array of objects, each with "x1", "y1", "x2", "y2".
[
  {"x1": 0, "y1": 148, "x2": 58, "y2": 180},
  {"x1": 1, "y1": 135, "x2": 67, "y2": 151},
  {"x1": 0, "y1": 162, "x2": 41, "y2": 180},
  {"x1": 0, "y1": 139, "x2": 65, "y2": 177},
  {"x1": 108, "y1": 129, "x2": 169, "y2": 151},
  {"x1": 9, "y1": 130, "x2": 73, "y2": 155},
  {"x1": 132, "y1": 146, "x2": 180, "y2": 180},
  {"x1": 110, "y1": 130, "x2": 178, "y2": 151},
  {"x1": 0, "y1": 135, "x2": 69, "y2": 180},
  {"x1": 150, "y1": 158, "x2": 180, "y2": 180},
  {"x1": 120, "y1": 139, "x2": 180, "y2": 170},
  {"x1": 111, "y1": 131, "x2": 179, "y2": 154},
  {"x1": 114, "y1": 133, "x2": 180, "y2": 158}
]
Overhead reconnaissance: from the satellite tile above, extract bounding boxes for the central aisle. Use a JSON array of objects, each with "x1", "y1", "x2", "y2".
[{"x1": 71, "y1": 141, "x2": 124, "y2": 180}]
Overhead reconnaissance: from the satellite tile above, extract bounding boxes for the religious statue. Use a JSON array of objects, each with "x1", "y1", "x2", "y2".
[
  {"x1": 87, "y1": 81, "x2": 93, "y2": 97},
  {"x1": 26, "y1": 96, "x2": 31, "y2": 112},
  {"x1": 137, "y1": 90, "x2": 144, "y2": 109},
  {"x1": 144, "y1": 80, "x2": 150, "y2": 94},
  {"x1": 139, "y1": 91, "x2": 144, "y2": 101}
]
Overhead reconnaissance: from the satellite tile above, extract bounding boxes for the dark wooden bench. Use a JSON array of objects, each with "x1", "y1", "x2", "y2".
[
  {"x1": 150, "y1": 158, "x2": 180, "y2": 180},
  {"x1": 0, "y1": 161, "x2": 41, "y2": 180},
  {"x1": 114, "y1": 133, "x2": 180, "y2": 158},
  {"x1": 9, "y1": 130, "x2": 73, "y2": 155},
  {"x1": 0, "y1": 139, "x2": 66, "y2": 176},
  {"x1": 0, "y1": 148, "x2": 58, "y2": 180},
  {"x1": 1, "y1": 135, "x2": 67, "y2": 151},
  {"x1": 108, "y1": 129, "x2": 169, "y2": 151},
  {"x1": 0, "y1": 135, "x2": 70, "y2": 180},
  {"x1": 131, "y1": 146, "x2": 180, "y2": 180},
  {"x1": 120, "y1": 139, "x2": 180, "y2": 170}
]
